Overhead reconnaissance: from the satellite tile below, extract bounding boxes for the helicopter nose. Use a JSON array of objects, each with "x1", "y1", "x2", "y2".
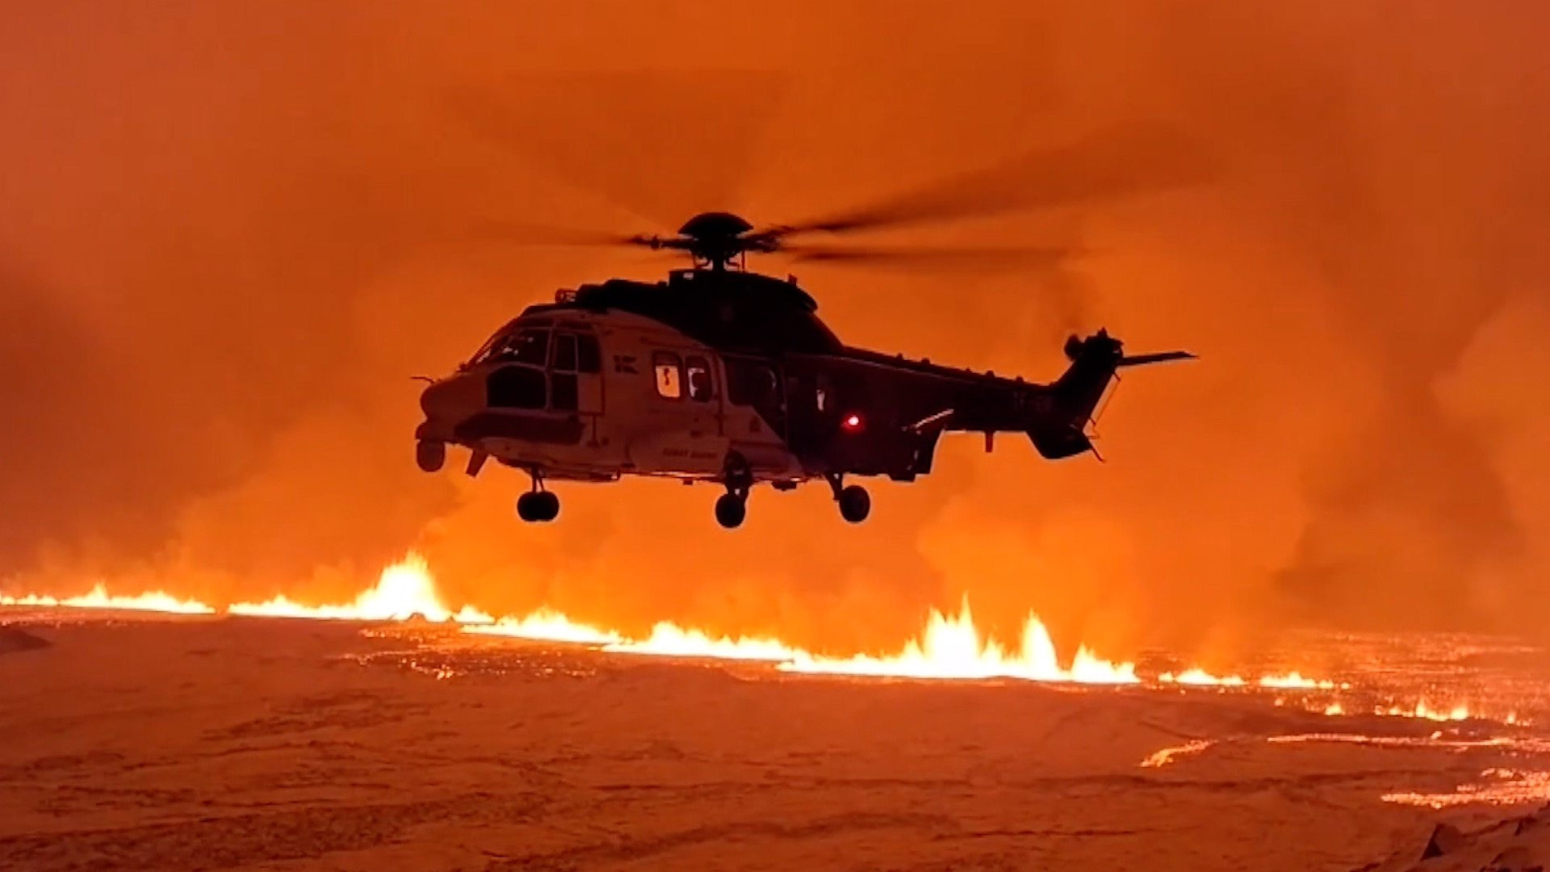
[{"x1": 419, "y1": 375, "x2": 480, "y2": 420}]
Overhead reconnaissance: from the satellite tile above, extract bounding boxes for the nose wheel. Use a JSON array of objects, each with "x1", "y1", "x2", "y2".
[
  {"x1": 516, "y1": 470, "x2": 560, "y2": 522},
  {"x1": 714, "y1": 453, "x2": 752, "y2": 529},
  {"x1": 415, "y1": 440, "x2": 445, "y2": 473},
  {"x1": 714, "y1": 492, "x2": 747, "y2": 529}
]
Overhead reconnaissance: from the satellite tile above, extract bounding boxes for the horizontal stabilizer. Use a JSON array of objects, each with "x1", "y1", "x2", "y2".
[
  {"x1": 1027, "y1": 428, "x2": 1094, "y2": 460},
  {"x1": 1117, "y1": 350, "x2": 1195, "y2": 368}
]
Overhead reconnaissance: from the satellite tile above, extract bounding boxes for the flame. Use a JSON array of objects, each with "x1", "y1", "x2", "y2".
[
  {"x1": 229, "y1": 555, "x2": 493, "y2": 624},
  {"x1": 465, "y1": 609, "x2": 622, "y2": 645},
  {"x1": 1158, "y1": 669, "x2": 1347, "y2": 690},
  {"x1": 1258, "y1": 671, "x2": 1344, "y2": 690},
  {"x1": 778, "y1": 600, "x2": 1139, "y2": 683},
  {"x1": 467, "y1": 595, "x2": 1139, "y2": 682},
  {"x1": 1383, "y1": 700, "x2": 1471, "y2": 722},
  {"x1": 1159, "y1": 668, "x2": 1245, "y2": 686},
  {"x1": 0, "y1": 583, "x2": 214, "y2": 615},
  {"x1": 607, "y1": 624, "x2": 804, "y2": 661},
  {"x1": 1285, "y1": 695, "x2": 1519, "y2": 725}
]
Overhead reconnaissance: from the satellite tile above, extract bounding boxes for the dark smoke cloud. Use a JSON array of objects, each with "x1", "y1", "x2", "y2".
[{"x1": 2, "y1": 2, "x2": 1548, "y2": 660}]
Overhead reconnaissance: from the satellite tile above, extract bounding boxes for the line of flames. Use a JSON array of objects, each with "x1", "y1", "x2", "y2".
[
  {"x1": 0, "y1": 554, "x2": 1509, "y2": 719},
  {"x1": 0, "y1": 583, "x2": 215, "y2": 615}
]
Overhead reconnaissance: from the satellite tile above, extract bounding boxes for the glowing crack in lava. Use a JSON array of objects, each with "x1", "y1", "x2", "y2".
[
  {"x1": 0, "y1": 584, "x2": 214, "y2": 615},
  {"x1": 1384, "y1": 768, "x2": 1550, "y2": 809},
  {"x1": 229, "y1": 554, "x2": 493, "y2": 624},
  {"x1": 1158, "y1": 668, "x2": 1347, "y2": 690}
]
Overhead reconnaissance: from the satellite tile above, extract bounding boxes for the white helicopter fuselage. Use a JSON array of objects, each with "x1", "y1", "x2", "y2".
[{"x1": 416, "y1": 309, "x2": 805, "y2": 486}]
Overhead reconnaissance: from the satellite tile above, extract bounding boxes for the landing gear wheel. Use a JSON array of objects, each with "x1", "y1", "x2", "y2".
[
  {"x1": 714, "y1": 493, "x2": 747, "y2": 529},
  {"x1": 516, "y1": 492, "x2": 540, "y2": 522},
  {"x1": 532, "y1": 491, "x2": 560, "y2": 522},
  {"x1": 838, "y1": 485, "x2": 871, "y2": 523},
  {"x1": 517, "y1": 491, "x2": 560, "y2": 522},
  {"x1": 415, "y1": 440, "x2": 445, "y2": 473}
]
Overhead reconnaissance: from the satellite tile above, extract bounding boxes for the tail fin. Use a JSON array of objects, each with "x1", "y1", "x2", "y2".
[{"x1": 1027, "y1": 329, "x2": 1193, "y2": 459}]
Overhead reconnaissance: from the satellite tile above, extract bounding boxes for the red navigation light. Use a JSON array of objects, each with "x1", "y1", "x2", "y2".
[{"x1": 842, "y1": 413, "x2": 863, "y2": 432}]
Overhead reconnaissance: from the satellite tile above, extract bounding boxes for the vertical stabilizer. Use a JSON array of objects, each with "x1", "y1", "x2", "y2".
[{"x1": 1027, "y1": 329, "x2": 1191, "y2": 459}]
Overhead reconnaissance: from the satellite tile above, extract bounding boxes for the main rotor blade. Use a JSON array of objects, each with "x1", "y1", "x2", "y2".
[
  {"x1": 420, "y1": 215, "x2": 656, "y2": 248},
  {"x1": 443, "y1": 69, "x2": 788, "y2": 230},
  {"x1": 778, "y1": 243, "x2": 1077, "y2": 272},
  {"x1": 766, "y1": 120, "x2": 1217, "y2": 239}
]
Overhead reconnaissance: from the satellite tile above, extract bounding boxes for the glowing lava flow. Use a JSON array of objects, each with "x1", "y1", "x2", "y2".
[
  {"x1": 229, "y1": 555, "x2": 492, "y2": 624},
  {"x1": 464, "y1": 610, "x2": 621, "y2": 645},
  {"x1": 608, "y1": 624, "x2": 804, "y2": 661},
  {"x1": 1383, "y1": 700, "x2": 1472, "y2": 722},
  {"x1": 0, "y1": 584, "x2": 214, "y2": 615},
  {"x1": 1158, "y1": 668, "x2": 1346, "y2": 690},
  {"x1": 1159, "y1": 668, "x2": 1246, "y2": 687},
  {"x1": 0, "y1": 556, "x2": 1381, "y2": 695},
  {"x1": 472, "y1": 593, "x2": 1139, "y2": 683},
  {"x1": 473, "y1": 613, "x2": 806, "y2": 662}
]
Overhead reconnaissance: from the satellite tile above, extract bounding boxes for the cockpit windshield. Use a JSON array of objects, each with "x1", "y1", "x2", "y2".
[{"x1": 466, "y1": 319, "x2": 552, "y2": 367}]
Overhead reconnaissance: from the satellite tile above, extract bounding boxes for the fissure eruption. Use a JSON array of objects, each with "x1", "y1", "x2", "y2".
[{"x1": 0, "y1": 554, "x2": 1514, "y2": 723}]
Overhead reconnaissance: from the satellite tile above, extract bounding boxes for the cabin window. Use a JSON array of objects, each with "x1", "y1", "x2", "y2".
[
  {"x1": 552, "y1": 333, "x2": 578, "y2": 372},
  {"x1": 685, "y1": 356, "x2": 714, "y2": 402},
  {"x1": 487, "y1": 365, "x2": 546, "y2": 410},
  {"x1": 576, "y1": 335, "x2": 601, "y2": 374},
  {"x1": 815, "y1": 373, "x2": 834, "y2": 411},
  {"x1": 726, "y1": 358, "x2": 778, "y2": 407},
  {"x1": 653, "y1": 351, "x2": 683, "y2": 399}
]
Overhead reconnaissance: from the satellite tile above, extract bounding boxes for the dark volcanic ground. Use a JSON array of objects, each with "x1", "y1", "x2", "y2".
[{"x1": 2, "y1": 613, "x2": 1548, "y2": 871}]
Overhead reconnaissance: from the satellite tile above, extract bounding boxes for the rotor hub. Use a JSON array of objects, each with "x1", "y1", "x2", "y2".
[{"x1": 658, "y1": 211, "x2": 762, "y2": 270}]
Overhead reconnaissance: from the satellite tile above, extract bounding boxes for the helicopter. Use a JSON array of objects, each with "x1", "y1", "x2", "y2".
[{"x1": 413, "y1": 198, "x2": 1196, "y2": 528}]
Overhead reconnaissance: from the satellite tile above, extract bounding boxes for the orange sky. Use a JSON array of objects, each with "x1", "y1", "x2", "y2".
[{"x1": 3, "y1": 2, "x2": 1548, "y2": 663}]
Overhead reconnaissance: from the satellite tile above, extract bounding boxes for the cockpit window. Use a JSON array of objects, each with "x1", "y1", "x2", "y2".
[
  {"x1": 503, "y1": 330, "x2": 548, "y2": 366},
  {"x1": 487, "y1": 365, "x2": 546, "y2": 409},
  {"x1": 468, "y1": 333, "x2": 506, "y2": 366},
  {"x1": 576, "y1": 334, "x2": 601, "y2": 373},
  {"x1": 552, "y1": 333, "x2": 578, "y2": 372},
  {"x1": 469, "y1": 323, "x2": 554, "y2": 367}
]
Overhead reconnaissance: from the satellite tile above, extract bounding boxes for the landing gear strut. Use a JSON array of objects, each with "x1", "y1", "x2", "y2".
[
  {"x1": 827, "y1": 473, "x2": 871, "y2": 524},
  {"x1": 516, "y1": 470, "x2": 560, "y2": 523},
  {"x1": 715, "y1": 453, "x2": 752, "y2": 529}
]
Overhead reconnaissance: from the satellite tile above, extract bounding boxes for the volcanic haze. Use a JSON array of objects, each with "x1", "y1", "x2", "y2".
[{"x1": 3, "y1": 3, "x2": 1550, "y2": 690}]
